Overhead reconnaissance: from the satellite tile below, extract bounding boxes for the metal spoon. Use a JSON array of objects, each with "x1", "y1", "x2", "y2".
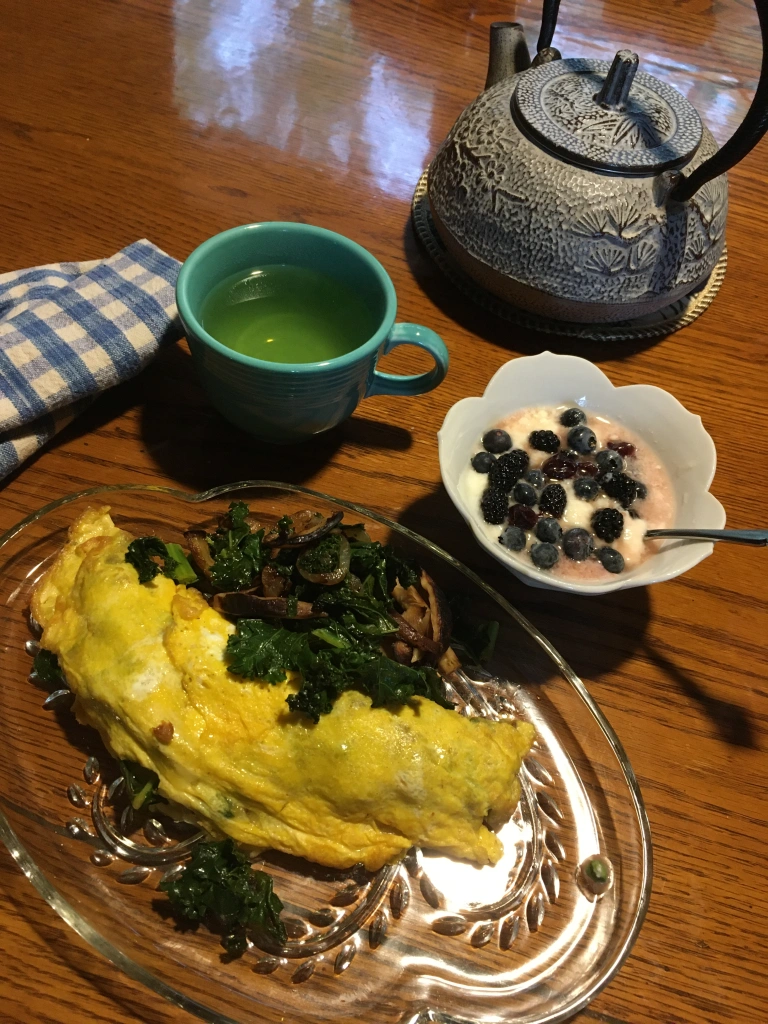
[{"x1": 644, "y1": 528, "x2": 768, "y2": 546}]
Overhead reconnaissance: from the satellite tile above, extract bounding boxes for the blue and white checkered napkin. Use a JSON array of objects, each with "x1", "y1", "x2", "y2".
[{"x1": 0, "y1": 239, "x2": 182, "y2": 481}]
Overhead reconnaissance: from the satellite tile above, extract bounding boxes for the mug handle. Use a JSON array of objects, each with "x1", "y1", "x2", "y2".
[{"x1": 365, "y1": 323, "x2": 449, "y2": 398}]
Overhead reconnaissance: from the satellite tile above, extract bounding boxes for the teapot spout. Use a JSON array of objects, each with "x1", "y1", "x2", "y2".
[{"x1": 484, "y1": 22, "x2": 531, "y2": 89}]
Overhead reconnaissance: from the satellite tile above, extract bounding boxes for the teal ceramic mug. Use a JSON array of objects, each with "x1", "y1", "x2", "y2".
[{"x1": 176, "y1": 222, "x2": 449, "y2": 443}]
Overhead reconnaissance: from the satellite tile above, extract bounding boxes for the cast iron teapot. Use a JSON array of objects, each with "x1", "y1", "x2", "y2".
[{"x1": 428, "y1": 0, "x2": 768, "y2": 323}]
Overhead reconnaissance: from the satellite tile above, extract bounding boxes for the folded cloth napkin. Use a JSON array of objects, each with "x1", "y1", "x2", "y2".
[{"x1": 0, "y1": 239, "x2": 182, "y2": 481}]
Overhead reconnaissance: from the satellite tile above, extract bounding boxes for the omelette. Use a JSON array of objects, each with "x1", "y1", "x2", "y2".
[{"x1": 31, "y1": 507, "x2": 535, "y2": 871}]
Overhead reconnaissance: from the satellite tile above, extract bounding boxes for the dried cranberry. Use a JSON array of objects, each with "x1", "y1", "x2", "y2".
[
  {"x1": 542, "y1": 454, "x2": 577, "y2": 480},
  {"x1": 608, "y1": 440, "x2": 636, "y2": 458},
  {"x1": 509, "y1": 504, "x2": 539, "y2": 530},
  {"x1": 575, "y1": 461, "x2": 600, "y2": 477}
]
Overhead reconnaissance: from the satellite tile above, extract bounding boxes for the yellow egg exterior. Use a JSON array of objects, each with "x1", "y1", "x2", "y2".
[{"x1": 32, "y1": 507, "x2": 535, "y2": 871}]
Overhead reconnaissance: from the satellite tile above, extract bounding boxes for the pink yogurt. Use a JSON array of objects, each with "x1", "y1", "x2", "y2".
[{"x1": 461, "y1": 404, "x2": 676, "y2": 580}]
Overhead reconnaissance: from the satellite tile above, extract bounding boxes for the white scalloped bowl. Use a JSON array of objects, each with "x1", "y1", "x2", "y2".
[{"x1": 438, "y1": 352, "x2": 726, "y2": 595}]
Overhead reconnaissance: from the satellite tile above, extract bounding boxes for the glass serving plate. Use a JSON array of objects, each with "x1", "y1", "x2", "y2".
[{"x1": 0, "y1": 483, "x2": 651, "y2": 1024}]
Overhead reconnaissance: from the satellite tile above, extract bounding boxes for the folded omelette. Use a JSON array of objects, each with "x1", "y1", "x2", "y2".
[{"x1": 31, "y1": 507, "x2": 535, "y2": 871}]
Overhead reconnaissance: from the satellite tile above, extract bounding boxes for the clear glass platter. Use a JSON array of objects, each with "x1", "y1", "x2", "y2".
[{"x1": 0, "y1": 482, "x2": 652, "y2": 1024}]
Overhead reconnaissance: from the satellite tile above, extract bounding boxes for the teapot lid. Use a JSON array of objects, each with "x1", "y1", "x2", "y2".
[{"x1": 512, "y1": 51, "x2": 703, "y2": 173}]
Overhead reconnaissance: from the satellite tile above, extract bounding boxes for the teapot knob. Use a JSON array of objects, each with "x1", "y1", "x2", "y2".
[{"x1": 595, "y1": 49, "x2": 639, "y2": 110}]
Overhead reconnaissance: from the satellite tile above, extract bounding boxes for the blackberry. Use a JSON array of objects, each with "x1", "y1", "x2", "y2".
[
  {"x1": 530, "y1": 542, "x2": 559, "y2": 570},
  {"x1": 482, "y1": 429, "x2": 512, "y2": 454},
  {"x1": 525, "y1": 469, "x2": 545, "y2": 490},
  {"x1": 538, "y1": 483, "x2": 567, "y2": 518},
  {"x1": 480, "y1": 488, "x2": 508, "y2": 524},
  {"x1": 529, "y1": 429, "x2": 561, "y2": 453},
  {"x1": 510, "y1": 504, "x2": 538, "y2": 530},
  {"x1": 562, "y1": 528, "x2": 594, "y2": 561},
  {"x1": 512, "y1": 481, "x2": 537, "y2": 506},
  {"x1": 471, "y1": 451, "x2": 496, "y2": 473},
  {"x1": 542, "y1": 454, "x2": 577, "y2": 479},
  {"x1": 574, "y1": 477, "x2": 599, "y2": 501},
  {"x1": 568, "y1": 425, "x2": 597, "y2": 454},
  {"x1": 636, "y1": 481, "x2": 648, "y2": 500},
  {"x1": 601, "y1": 472, "x2": 639, "y2": 509},
  {"x1": 592, "y1": 507, "x2": 624, "y2": 542},
  {"x1": 559, "y1": 407, "x2": 586, "y2": 427},
  {"x1": 489, "y1": 449, "x2": 529, "y2": 492},
  {"x1": 608, "y1": 440, "x2": 636, "y2": 458},
  {"x1": 597, "y1": 547, "x2": 625, "y2": 574},
  {"x1": 595, "y1": 449, "x2": 623, "y2": 476},
  {"x1": 499, "y1": 525, "x2": 526, "y2": 551},
  {"x1": 535, "y1": 517, "x2": 562, "y2": 544}
]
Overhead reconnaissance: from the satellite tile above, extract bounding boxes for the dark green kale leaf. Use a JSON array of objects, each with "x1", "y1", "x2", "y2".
[
  {"x1": 126, "y1": 537, "x2": 170, "y2": 583},
  {"x1": 312, "y1": 582, "x2": 397, "y2": 638},
  {"x1": 125, "y1": 538, "x2": 198, "y2": 586},
  {"x1": 32, "y1": 648, "x2": 64, "y2": 688},
  {"x1": 225, "y1": 619, "x2": 313, "y2": 683},
  {"x1": 348, "y1": 539, "x2": 389, "y2": 602},
  {"x1": 158, "y1": 839, "x2": 285, "y2": 956},
  {"x1": 208, "y1": 502, "x2": 265, "y2": 591},
  {"x1": 358, "y1": 657, "x2": 455, "y2": 710},
  {"x1": 448, "y1": 594, "x2": 499, "y2": 665},
  {"x1": 383, "y1": 546, "x2": 420, "y2": 590},
  {"x1": 297, "y1": 533, "x2": 342, "y2": 576},
  {"x1": 119, "y1": 759, "x2": 161, "y2": 810}
]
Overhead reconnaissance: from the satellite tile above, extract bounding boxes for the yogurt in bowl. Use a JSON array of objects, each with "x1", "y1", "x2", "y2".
[
  {"x1": 460, "y1": 404, "x2": 675, "y2": 581},
  {"x1": 439, "y1": 353, "x2": 726, "y2": 595}
]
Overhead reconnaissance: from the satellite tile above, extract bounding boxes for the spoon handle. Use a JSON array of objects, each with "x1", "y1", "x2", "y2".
[{"x1": 645, "y1": 528, "x2": 768, "y2": 546}]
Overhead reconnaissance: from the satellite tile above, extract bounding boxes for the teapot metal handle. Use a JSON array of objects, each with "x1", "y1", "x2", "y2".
[
  {"x1": 670, "y1": 0, "x2": 768, "y2": 201},
  {"x1": 537, "y1": 0, "x2": 561, "y2": 53},
  {"x1": 536, "y1": 0, "x2": 768, "y2": 203}
]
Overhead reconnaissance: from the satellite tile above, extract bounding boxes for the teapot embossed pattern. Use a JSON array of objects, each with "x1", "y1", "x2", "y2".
[{"x1": 427, "y1": 0, "x2": 768, "y2": 323}]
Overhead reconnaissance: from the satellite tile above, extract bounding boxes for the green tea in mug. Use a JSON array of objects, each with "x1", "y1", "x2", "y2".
[{"x1": 200, "y1": 264, "x2": 378, "y2": 364}]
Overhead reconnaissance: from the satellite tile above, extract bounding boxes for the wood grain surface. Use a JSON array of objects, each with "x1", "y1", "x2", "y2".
[{"x1": 0, "y1": 0, "x2": 766, "y2": 1022}]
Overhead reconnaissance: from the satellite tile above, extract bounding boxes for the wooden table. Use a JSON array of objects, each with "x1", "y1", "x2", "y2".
[{"x1": 1, "y1": 0, "x2": 766, "y2": 1021}]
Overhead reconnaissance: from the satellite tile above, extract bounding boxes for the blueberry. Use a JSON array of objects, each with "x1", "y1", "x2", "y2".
[
  {"x1": 529, "y1": 430, "x2": 561, "y2": 454},
  {"x1": 567, "y1": 425, "x2": 597, "y2": 455},
  {"x1": 595, "y1": 449, "x2": 624, "y2": 475},
  {"x1": 471, "y1": 451, "x2": 496, "y2": 473},
  {"x1": 535, "y1": 517, "x2": 562, "y2": 544},
  {"x1": 592, "y1": 507, "x2": 624, "y2": 542},
  {"x1": 597, "y1": 547, "x2": 625, "y2": 574},
  {"x1": 480, "y1": 489, "x2": 508, "y2": 524},
  {"x1": 539, "y1": 483, "x2": 567, "y2": 518},
  {"x1": 559, "y1": 407, "x2": 586, "y2": 427},
  {"x1": 562, "y1": 528, "x2": 594, "y2": 561},
  {"x1": 574, "y1": 477, "x2": 599, "y2": 501},
  {"x1": 525, "y1": 469, "x2": 545, "y2": 490},
  {"x1": 530, "y1": 542, "x2": 559, "y2": 570},
  {"x1": 512, "y1": 482, "x2": 537, "y2": 506},
  {"x1": 482, "y1": 429, "x2": 512, "y2": 454},
  {"x1": 500, "y1": 526, "x2": 527, "y2": 551},
  {"x1": 636, "y1": 482, "x2": 648, "y2": 500}
]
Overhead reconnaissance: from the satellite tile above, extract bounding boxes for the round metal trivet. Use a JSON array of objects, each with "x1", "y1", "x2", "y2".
[{"x1": 411, "y1": 170, "x2": 727, "y2": 342}]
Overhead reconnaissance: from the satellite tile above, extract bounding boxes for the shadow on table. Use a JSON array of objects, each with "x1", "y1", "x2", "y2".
[
  {"x1": 136, "y1": 342, "x2": 412, "y2": 491},
  {"x1": 641, "y1": 644, "x2": 758, "y2": 749},
  {"x1": 397, "y1": 484, "x2": 653, "y2": 684},
  {"x1": 402, "y1": 215, "x2": 667, "y2": 361}
]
